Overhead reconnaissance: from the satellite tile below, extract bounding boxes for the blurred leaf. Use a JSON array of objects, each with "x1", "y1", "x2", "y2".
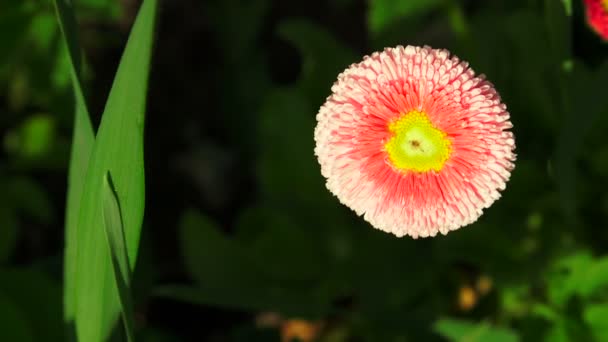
[
  {"x1": 531, "y1": 303, "x2": 560, "y2": 322},
  {"x1": 547, "y1": 252, "x2": 593, "y2": 306},
  {"x1": 544, "y1": 320, "x2": 569, "y2": 342},
  {"x1": 102, "y1": 172, "x2": 135, "y2": 342},
  {"x1": 0, "y1": 292, "x2": 33, "y2": 342},
  {"x1": 583, "y1": 304, "x2": 608, "y2": 342},
  {"x1": 501, "y1": 284, "x2": 530, "y2": 318},
  {"x1": 237, "y1": 206, "x2": 326, "y2": 282},
  {"x1": 30, "y1": 12, "x2": 58, "y2": 53},
  {"x1": 465, "y1": 9, "x2": 560, "y2": 137},
  {"x1": 0, "y1": 205, "x2": 17, "y2": 264},
  {"x1": 0, "y1": 268, "x2": 64, "y2": 341},
  {"x1": 177, "y1": 209, "x2": 329, "y2": 316},
  {"x1": 73, "y1": 0, "x2": 157, "y2": 340},
  {"x1": 52, "y1": 39, "x2": 73, "y2": 89},
  {"x1": 434, "y1": 319, "x2": 519, "y2": 342},
  {"x1": 368, "y1": 0, "x2": 444, "y2": 35},
  {"x1": 546, "y1": 252, "x2": 608, "y2": 307},
  {"x1": 278, "y1": 19, "x2": 356, "y2": 104},
  {"x1": 544, "y1": 316, "x2": 593, "y2": 342},
  {"x1": 578, "y1": 257, "x2": 608, "y2": 298},
  {"x1": 561, "y1": 0, "x2": 572, "y2": 16},
  {"x1": 257, "y1": 88, "x2": 328, "y2": 207},
  {"x1": 4, "y1": 114, "x2": 56, "y2": 159},
  {"x1": 52, "y1": 0, "x2": 96, "y2": 324},
  {"x1": 446, "y1": 1, "x2": 468, "y2": 39},
  {"x1": 180, "y1": 209, "x2": 256, "y2": 285}
]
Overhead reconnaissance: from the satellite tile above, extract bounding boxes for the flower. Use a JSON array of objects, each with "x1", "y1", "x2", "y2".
[
  {"x1": 314, "y1": 45, "x2": 515, "y2": 238},
  {"x1": 585, "y1": 0, "x2": 608, "y2": 40}
]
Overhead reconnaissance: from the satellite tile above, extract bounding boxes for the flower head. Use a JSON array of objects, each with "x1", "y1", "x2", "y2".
[
  {"x1": 314, "y1": 45, "x2": 515, "y2": 238},
  {"x1": 585, "y1": 0, "x2": 608, "y2": 40}
]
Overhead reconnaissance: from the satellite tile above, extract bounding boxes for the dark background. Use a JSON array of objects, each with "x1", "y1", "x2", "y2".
[{"x1": 1, "y1": 0, "x2": 608, "y2": 341}]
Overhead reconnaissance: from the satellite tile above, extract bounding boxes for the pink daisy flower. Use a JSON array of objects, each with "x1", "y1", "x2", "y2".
[
  {"x1": 584, "y1": 0, "x2": 608, "y2": 40},
  {"x1": 314, "y1": 45, "x2": 515, "y2": 238}
]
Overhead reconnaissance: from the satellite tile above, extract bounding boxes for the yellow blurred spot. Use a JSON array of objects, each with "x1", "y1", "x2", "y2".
[
  {"x1": 476, "y1": 275, "x2": 493, "y2": 296},
  {"x1": 281, "y1": 319, "x2": 321, "y2": 342},
  {"x1": 458, "y1": 286, "x2": 477, "y2": 311}
]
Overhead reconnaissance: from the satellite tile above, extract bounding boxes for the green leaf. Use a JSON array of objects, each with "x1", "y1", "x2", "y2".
[
  {"x1": 544, "y1": 316, "x2": 594, "y2": 342},
  {"x1": 547, "y1": 252, "x2": 593, "y2": 306},
  {"x1": 584, "y1": 304, "x2": 608, "y2": 342},
  {"x1": 544, "y1": 320, "x2": 569, "y2": 342},
  {"x1": 102, "y1": 172, "x2": 135, "y2": 342},
  {"x1": 577, "y1": 256, "x2": 608, "y2": 298},
  {"x1": 547, "y1": 251, "x2": 608, "y2": 306},
  {"x1": 52, "y1": 0, "x2": 96, "y2": 324},
  {"x1": 530, "y1": 303, "x2": 560, "y2": 322},
  {"x1": 368, "y1": 0, "x2": 444, "y2": 35},
  {"x1": 73, "y1": 0, "x2": 157, "y2": 340},
  {"x1": 433, "y1": 319, "x2": 520, "y2": 342}
]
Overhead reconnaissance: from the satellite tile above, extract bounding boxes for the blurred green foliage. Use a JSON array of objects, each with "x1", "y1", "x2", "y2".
[
  {"x1": 1, "y1": 0, "x2": 608, "y2": 341},
  {"x1": 434, "y1": 318, "x2": 519, "y2": 342}
]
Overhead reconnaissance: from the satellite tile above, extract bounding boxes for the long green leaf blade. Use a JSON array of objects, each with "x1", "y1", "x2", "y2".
[
  {"x1": 51, "y1": 0, "x2": 95, "y2": 324},
  {"x1": 74, "y1": 0, "x2": 157, "y2": 340},
  {"x1": 102, "y1": 172, "x2": 135, "y2": 342}
]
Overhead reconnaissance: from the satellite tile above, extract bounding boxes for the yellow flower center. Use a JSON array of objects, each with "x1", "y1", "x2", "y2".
[
  {"x1": 603, "y1": 0, "x2": 608, "y2": 11},
  {"x1": 384, "y1": 111, "x2": 451, "y2": 173}
]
